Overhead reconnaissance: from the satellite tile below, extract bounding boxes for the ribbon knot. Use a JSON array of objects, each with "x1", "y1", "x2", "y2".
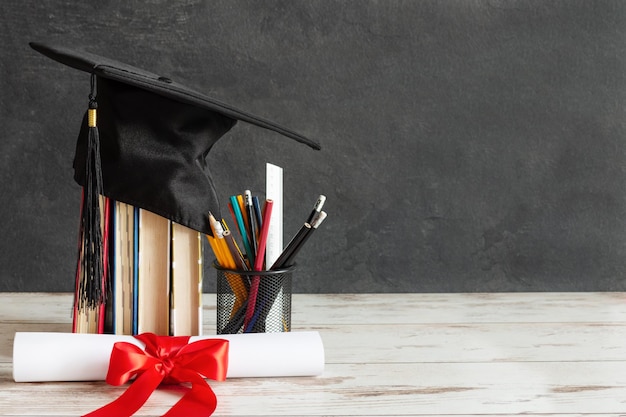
[
  {"x1": 83, "y1": 333, "x2": 229, "y2": 417},
  {"x1": 157, "y1": 357, "x2": 175, "y2": 379}
]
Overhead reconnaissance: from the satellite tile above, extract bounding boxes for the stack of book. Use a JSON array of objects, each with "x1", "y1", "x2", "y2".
[{"x1": 73, "y1": 197, "x2": 203, "y2": 336}]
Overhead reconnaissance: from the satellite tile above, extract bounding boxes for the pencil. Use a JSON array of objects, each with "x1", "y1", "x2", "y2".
[
  {"x1": 244, "y1": 199, "x2": 274, "y2": 331},
  {"x1": 255, "y1": 199, "x2": 273, "y2": 271},
  {"x1": 230, "y1": 195, "x2": 253, "y2": 264},
  {"x1": 221, "y1": 230, "x2": 242, "y2": 267},
  {"x1": 209, "y1": 213, "x2": 235, "y2": 269},
  {"x1": 209, "y1": 213, "x2": 247, "y2": 313}
]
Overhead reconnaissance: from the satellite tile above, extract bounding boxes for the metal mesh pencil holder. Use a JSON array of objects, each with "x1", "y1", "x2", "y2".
[{"x1": 213, "y1": 261, "x2": 294, "y2": 334}]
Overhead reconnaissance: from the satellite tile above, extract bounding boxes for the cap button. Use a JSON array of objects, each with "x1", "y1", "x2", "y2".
[{"x1": 158, "y1": 76, "x2": 173, "y2": 83}]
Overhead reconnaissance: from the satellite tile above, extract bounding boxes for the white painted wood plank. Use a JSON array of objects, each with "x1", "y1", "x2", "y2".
[
  {"x1": 1, "y1": 362, "x2": 625, "y2": 415},
  {"x1": 316, "y1": 322, "x2": 626, "y2": 363},
  {"x1": 291, "y1": 293, "x2": 626, "y2": 325},
  {"x1": 2, "y1": 321, "x2": 624, "y2": 365},
  {"x1": 3, "y1": 293, "x2": 626, "y2": 326},
  {"x1": 146, "y1": 361, "x2": 626, "y2": 415},
  {"x1": 0, "y1": 293, "x2": 73, "y2": 323}
]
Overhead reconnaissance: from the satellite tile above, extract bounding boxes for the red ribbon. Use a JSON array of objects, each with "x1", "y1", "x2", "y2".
[{"x1": 83, "y1": 333, "x2": 229, "y2": 417}]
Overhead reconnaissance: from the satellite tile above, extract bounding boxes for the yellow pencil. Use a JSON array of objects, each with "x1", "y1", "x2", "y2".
[{"x1": 209, "y1": 213, "x2": 247, "y2": 313}]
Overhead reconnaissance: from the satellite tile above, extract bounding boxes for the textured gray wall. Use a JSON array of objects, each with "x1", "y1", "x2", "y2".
[{"x1": 2, "y1": 0, "x2": 626, "y2": 293}]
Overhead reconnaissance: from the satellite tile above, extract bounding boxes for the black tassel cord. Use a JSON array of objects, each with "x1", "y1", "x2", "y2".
[{"x1": 75, "y1": 73, "x2": 107, "y2": 314}]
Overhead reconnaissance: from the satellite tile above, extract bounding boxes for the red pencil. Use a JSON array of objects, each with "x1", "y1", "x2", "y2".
[{"x1": 243, "y1": 199, "x2": 273, "y2": 330}]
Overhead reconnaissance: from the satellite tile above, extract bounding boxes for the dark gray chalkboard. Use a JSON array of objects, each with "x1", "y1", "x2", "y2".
[{"x1": 2, "y1": 0, "x2": 626, "y2": 293}]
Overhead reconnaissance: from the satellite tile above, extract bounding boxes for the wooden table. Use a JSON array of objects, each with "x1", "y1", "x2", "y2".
[{"x1": 1, "y1": 292, "x2": 626, "y2": 416}]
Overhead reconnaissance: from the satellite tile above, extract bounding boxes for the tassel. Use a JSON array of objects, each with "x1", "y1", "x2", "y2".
[{"x1": 75, "y1": 73, "x2": 107, "y2": 327}]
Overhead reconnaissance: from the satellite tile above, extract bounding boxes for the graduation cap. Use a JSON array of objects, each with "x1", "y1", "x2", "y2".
[
  {"x1": 30, "y1": 41, "x2": 320, "y2": 233},
  {"x1": 29, "y1": 41, "x2": 320, "y2": 311}
]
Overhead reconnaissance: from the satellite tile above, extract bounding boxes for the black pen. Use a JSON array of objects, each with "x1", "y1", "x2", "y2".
[
  {"x1": 244, "y1": 190, "x2": 257, "y2": 261},
  {"x1": 306, "y1": 195, "x2": 326, "y2": 223},
  {"x1": 254, "y1": 212, "x2": 327, "y2": 331},
  {"x1": 252, "y1": 195, "x2": 263, "y2": 230},
  {"x1": 283, "y1": 211, "x2": 327, "y2": 267},
  {"x1": 271, "y1": 211, "x2": 327, "y2": 270},
  {"x1": 270, "y1": 223, "x2": 312, "y2": 270}
]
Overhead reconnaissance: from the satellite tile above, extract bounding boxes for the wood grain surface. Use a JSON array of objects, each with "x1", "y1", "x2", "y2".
[{"x1": 1, "y1": 292, "x2": 625, "y2": 416}]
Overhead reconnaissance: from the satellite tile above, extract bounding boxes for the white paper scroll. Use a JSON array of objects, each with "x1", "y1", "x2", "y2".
[{"x1": 13, "y1": 331, "x2": 324, "y2": 382}]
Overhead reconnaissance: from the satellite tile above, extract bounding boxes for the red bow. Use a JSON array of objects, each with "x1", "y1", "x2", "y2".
[{"x1": 83, "y1": 333, "x2": 229, "y2": 417}]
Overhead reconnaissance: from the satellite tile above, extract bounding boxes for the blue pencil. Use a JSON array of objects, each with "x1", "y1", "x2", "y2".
[{"x1": 230, "y1": 195, "x2": 253, "y2": 264}]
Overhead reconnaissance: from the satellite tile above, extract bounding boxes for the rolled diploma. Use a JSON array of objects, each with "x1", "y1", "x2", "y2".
[{"x1": 13, "y1": 331, "x2": 324, "y2": 382}]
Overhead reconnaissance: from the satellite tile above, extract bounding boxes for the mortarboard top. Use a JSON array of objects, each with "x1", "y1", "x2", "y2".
[{"x1": 29, "y1": 41, "x2": 321, "y2": 235}]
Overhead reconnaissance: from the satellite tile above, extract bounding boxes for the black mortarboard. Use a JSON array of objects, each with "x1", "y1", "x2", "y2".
[{"x1": 29, "y1": 41, "x2": 320, "y2": 235}]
